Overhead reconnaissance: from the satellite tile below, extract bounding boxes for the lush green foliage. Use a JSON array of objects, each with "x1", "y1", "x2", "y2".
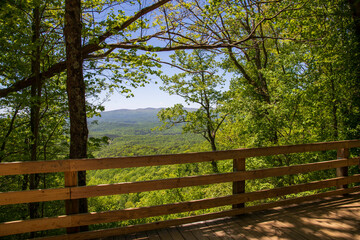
[
  {"x1": 157, "y1": 50, "x2": 228, "y2": 152},
  {"x1": 1, "y1": 0, "x2": 360, "y2": 238}
]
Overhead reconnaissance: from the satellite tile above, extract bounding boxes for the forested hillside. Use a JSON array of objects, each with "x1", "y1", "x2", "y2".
[
  {"x1": 90, "y1": 108, "x2": 162, "y2": 124},
  {"x1": 87, "y1": 108, "x2": 219, "y2": 231},
  {"x1": 88, "y1": 107, "x2": 204, "y2": 157},
  {"x1": 1, "y1": 0, "x2": 360, "y2": 238}
]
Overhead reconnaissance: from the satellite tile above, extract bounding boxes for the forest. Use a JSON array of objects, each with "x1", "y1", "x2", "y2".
[{"x1": 1, "y1": 0, "x2": 360, "y2": 238}]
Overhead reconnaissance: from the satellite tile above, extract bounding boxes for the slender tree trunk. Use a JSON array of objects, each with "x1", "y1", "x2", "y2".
[
  {"x1": 29, "y1": 5, "x2": 41, "y2": 238},
  {"x1": 64, "y1": 0, "x2": 88, "y2": 231},
  {"x1": 345, "y1": 1, "x2": 360, "y2": 141},
  {"x1": 349, "y1": 0, "x2": 360, "y2": 103},
  {"x1": 228, "y1": 47, "x2": 277, "y2": 145},
  {"x1": 0, "y1": 105, "x2": 20, "y2": 162},
  {"x1": 329, "y1": 73, "x2": 338, "y2": 140},
  {"x1": 209, "y1": 136, "x2": 219, "y2": 172},
  {"x1": 21, "y1": 174, "x2": 29, "y2": 220},
  {"x1": 349, "y1": 0, "x2": 360, "y2": 42}
]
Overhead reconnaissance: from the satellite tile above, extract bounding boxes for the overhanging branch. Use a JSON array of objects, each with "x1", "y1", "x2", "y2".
[
  {"x1": 150, "y1": 58, "x2": 215, "y2": 75},
  {"x1": 0, "y1": 0, "x2": 171, "y2": 98}
]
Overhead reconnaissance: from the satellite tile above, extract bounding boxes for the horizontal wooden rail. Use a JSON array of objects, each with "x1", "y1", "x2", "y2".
[
  {"x1": 1, "y1": 140, "x2": 360, "y2": 176},
  {"x1": 1, "y1": 175, "x2": 359, "y2": 236},
  {"x1": 1, "y1": 157, "x2": 359, "y2": 206},
  {"x1": 0, "y1": 140, "x2": 360, "y2": 239},
  {"x1": 0, "y1": 188, "x2": 70, "y2": 206},
  {"x1": 38, "y1": 186, "x2": 360, "y2": 240}
]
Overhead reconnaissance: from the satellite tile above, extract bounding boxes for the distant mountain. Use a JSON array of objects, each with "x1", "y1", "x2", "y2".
[
  {"x1": 89, "y1": 107, "x2": 197, "y2": 124},
  {"x1": 90, "y1": 108, "x2": 162, "y2": 124},
  {"x1": 88, "y1": 107, "x2": 197, "y2": 138}
]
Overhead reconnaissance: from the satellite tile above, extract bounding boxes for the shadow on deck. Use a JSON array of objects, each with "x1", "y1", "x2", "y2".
[{"x1": 104, "y1": 192, "x2": 360, "y2": 240}]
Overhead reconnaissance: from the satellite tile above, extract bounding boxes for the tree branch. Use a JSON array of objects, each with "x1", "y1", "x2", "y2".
[
  {"x1": 0, "y1": 104, "x2": 21, "y2": 162},
  {"x1": 0, "y1": 0, "x2": 171, "y2": 98},
  {"x1": 227, "y1": 47, "x2": 256, "y2": 86},
  {"x1": 82, "y1": 0, "x2": 172, "y2": 55},
  {"x1": 150, "y1": 57, "x2": 215, "y2": 75}
]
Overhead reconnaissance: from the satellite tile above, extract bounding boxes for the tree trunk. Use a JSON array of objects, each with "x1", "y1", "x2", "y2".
[
  {"x1": 208, "y1": 135, "x2": 219, "y2": 172},
  {"x1": 349, "y1": 0, "x2": 360, "y2": 101},
  {"x1": 329, "y1": 72, "x2": 338, "y2": 140},
  {"x1": 29, "y1": 5, "x2": 41, "y2": 238},
  {"x1": 0, "y1": 105, "x2": 20, "y2": 163},
  {"x1": 64, "y1": 0, "x2": 88, "y2": 232},
  {"x1": 345, "y1": 0, "x2": 360, "y2": 141},
  {"x1": 349, "y1": 0, "x2": 360, "y2": 42}
]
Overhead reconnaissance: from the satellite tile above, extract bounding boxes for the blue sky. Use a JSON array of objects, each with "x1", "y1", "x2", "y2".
[
  {"x1": 101, "y1": 79, "x2": 198, "y2": 111},
  {"x1": 100, "y1": 63, "x2": 231, "y2": 111},
  {"x1": 95, "y1": 4, "x2": 231, "y2": 112},
  {"x1": 99, "y1": 51, "x2": 231, "y2": 111},
  {"x1": 99, "y1": 51, "x2": 199, "y2": 111}
]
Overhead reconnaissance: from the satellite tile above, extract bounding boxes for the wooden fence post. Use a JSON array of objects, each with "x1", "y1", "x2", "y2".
[
  {"x1": 337, "y1": 148, "x2": 349, "y2": 190},
  {"x1": 233, "y1": 158, "x2": 245, "y2": 209},
  {"x1": 65, "y1": 171, "x2": 80, "y2": 234}
]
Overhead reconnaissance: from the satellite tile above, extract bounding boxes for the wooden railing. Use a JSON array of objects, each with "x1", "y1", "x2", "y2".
[{"x1": 1, "y1": 140, "x2": 360, "y2": 239}]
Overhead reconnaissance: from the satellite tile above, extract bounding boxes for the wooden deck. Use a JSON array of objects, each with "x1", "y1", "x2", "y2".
[
  {"x1": 2, "y1": 140, "x2": 359, "y2": 239},
  {"x1": 103, "y1": 192, "x2": 360, "y2": 240}
]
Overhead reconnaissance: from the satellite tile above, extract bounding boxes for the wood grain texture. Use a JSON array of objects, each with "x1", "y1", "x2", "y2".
[
  {"x1": 35, "y1": 188, "x2": 360, "y2": 240},
  {"x1": 64, "y1": 171, "x2": 79, "y2": 233},
  {"x1": 0, "y1": 158, "x2": 358, "y2": 205},
  {"x1": 233, "y1": 158, "x2": 245, "y2": 209},
  {"x1": 0, "y1": 188, "x2": 70, "y2": 205},
  {"x1": 1, "y1": 140, "x2": 360, "y2": 176},
  {"x1": 1, "y1": 140, "x2": 360, "y2": 239},
  {"x1": 2, "y1": 176, "x2": 359, "y2": 236},
  {"x1": 337, "y1": 148, "x2": 350, "y2": 190}
]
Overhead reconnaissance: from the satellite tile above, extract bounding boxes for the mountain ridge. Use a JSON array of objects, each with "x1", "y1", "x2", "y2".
[{"x1": 90, "y1": 107, "x2": 197, "y2": 123}]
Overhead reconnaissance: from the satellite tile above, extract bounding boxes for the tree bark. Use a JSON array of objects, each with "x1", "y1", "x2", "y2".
[
  {"x1": 0, "y1": 0, "x2": 171, "y2": 99},
  {"x1": 208, "y1": 131, "x2": 218, "y2": 172},
  {"x1": 346, "y1": 0, "x2": 360, "y2": 140},
  {"x1": 0, "y1": 104, "x2": 20, "y2": 162},
  {"x1": 29, "y1": 5, "x2": 41, "y2": 238},
  {"x1": 329, "y1": 70, "x2": 338, "y2": 140},
  {"x1": 349, "y1": 0, "x2": 360, "y2": 42},
  {"x1": 64, "y1": 0, "x2": 88, "y2": 232}
]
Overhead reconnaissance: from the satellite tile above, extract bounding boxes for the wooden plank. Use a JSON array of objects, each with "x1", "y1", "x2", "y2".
[
  {"x1": 233, "y1": 213, "x2": 273, "y2": 240},
  {"x1": 274, "y1": 214, "x2": 317, "y2": 240},
  {"x1": 215, "y1": 218, "x2": 244, "y2": 240},
  {"x1": 0, "y1": 160, "x2": 71, "y2": 176},
  {"x1": 0, "y1": 188, "x2": 70, "y2": 205},
  {"x1": 2, "y1": 140, "x2": 360, "y2": 176},
  {"x1": 69, "y1": 175, "x2": 358, "y2": 226},
  {"x1": 146, "y1": 230, "x2": 162, "y2": 240},
  {"x1": 233, "y1": 158, "x2": 245, "y2": 209},
  {"x1": 134, "y1": 231, "x2": 149, "y2": 240},
  {"x1": 183, "y1": 222, "x2": 214, "y2": 240},
  {"x1": 1, "y1": 158, "x2": 357, "y2": 205},
  {"x1": 248, "y1": 212, "x2": 296, "y2": 240},
  {"x1": 124, "y1": 233, "x2": 137, "y2": 240},
  {"x1": 175, "y1": 225, "x2": 198, "y2": 240},
  {"x1": 34, "y1": 187, "x2": 360, "y2": 240},
  {"x1": 337, "y1": 148, "x2": 349, "y2": 189},
  {"x1": 3, "y1": 176, "x2": 359, "y2": 237},
  {"x1": 157, "y1": 228, "x2": 174, "y2": 240},
  {"x1": 64, "y1": 171, "x2": 79, "y2": 234},
  {"x1": 5, "y1": 177, "x2": 359, "y2": 237},
  {"x1": 166, "y1": 227, "x2": 185, "y2": 240},
  {"x1": 179, "y1": 222, "x2": 211, "y2": 240},
  {"x1": 70, "y1": 158, "x2": 359, "y2": 199},
  {"x1": 68, "y1": 140, "x2": 360, "y2": 171},
  {"x1": 203, "y1": 219, "x2": 233, "y2": 240},
  {"x1": 274, "y1": 212, "x2": 325, "y2": 240},
  {"x1": 222, "y1": 217, "x2": 255, "y2": 240}
]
